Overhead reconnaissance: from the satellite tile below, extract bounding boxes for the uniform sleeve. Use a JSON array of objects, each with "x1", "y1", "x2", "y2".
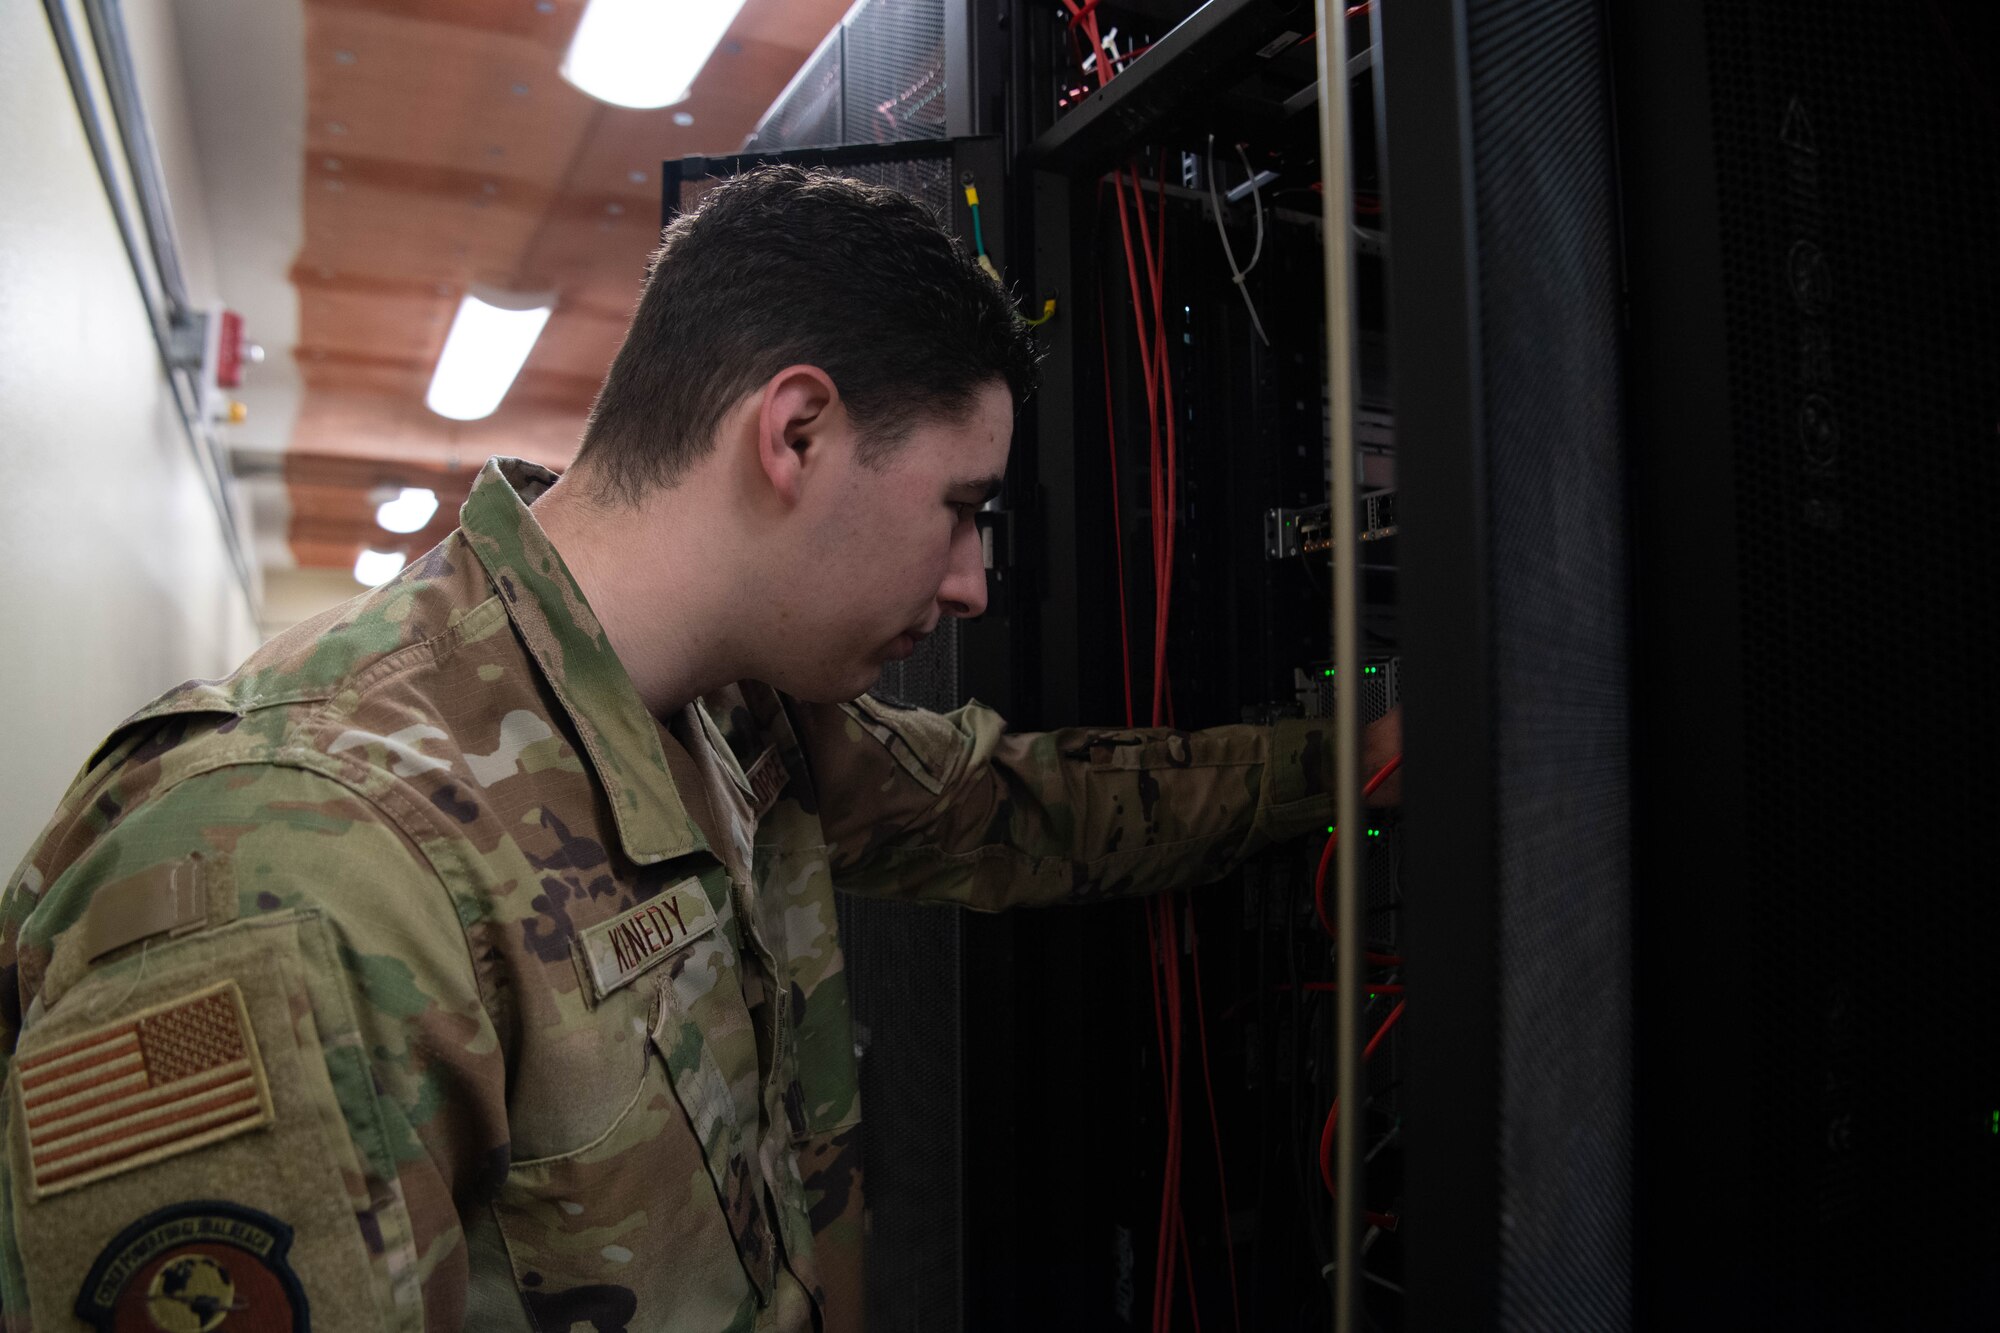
[
  {"x1": 797, "y1": 695, "x2": 1334, "y2": 910},
  {"x1": 0, "y1": 764, "x2": 504, "y2": 1333}
]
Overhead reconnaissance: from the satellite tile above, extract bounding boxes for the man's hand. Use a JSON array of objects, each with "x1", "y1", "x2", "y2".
[{"x1": 1362, "y1": 706, "x2": 1403, "y2": 808}]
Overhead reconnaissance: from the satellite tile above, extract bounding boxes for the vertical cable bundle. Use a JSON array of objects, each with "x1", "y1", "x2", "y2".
[
  {"x1": 1070, "y1": 6, "x2": 1242, "y2": 1322},
  {"x1": 1099, "y1": 151, "x2": 1242, "y2": 1333}
]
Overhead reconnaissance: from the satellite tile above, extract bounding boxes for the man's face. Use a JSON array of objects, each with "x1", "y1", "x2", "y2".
[{"x1": 772, "y1": 380, "x2": 1014, "y2": 703}]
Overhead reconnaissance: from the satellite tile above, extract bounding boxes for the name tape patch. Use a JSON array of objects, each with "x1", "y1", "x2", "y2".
[
  {"x1": 745, "y1": 746, "x2": 789, "y2": 816},
  {"x1": 15, "y1": 981, "x2": 275, "y2": 1201},
  {"x1": 574, "y1": 878, "x2": 720, "y2": 1001}
]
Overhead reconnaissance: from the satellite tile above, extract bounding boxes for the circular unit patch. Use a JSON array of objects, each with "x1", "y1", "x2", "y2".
[{"x1": 75, "y1": 1201, "x2": 307, "y2": 1333}]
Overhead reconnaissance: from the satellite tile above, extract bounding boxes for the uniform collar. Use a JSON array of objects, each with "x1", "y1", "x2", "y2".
[{"x1": 459, "y1": 457, "x2": 707, "y2": 865}]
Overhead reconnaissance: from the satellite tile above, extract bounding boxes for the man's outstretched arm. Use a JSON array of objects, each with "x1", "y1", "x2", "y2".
[{"x1": 798, "y1": 696, "x2": 1397, "y2": 910}]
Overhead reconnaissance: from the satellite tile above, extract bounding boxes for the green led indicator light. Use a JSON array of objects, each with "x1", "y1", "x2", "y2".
[
  {"x1": 1992, "y1": 1111, "x2": 1998, "y2": 1135},
  {"x1": 1365, "y1": 666, "x2": 1378, "y2": 674},
  {"x1": 1326, "y1": 825, "x2": 1336, "y2": 834},
  {"x1": 1324, "y1": 668, "x2": 1335, "y2": 677}
]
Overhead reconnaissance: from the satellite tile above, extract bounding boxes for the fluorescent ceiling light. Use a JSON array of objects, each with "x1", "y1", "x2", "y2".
[
  {"x1": 354, "y1": 549, "x2": 407, "y2": 587},
  {"x1": 376, "y1": 487, "x2": 439, "y2": 534},
  {"x1": 560, "y1": 0, "x2": 749, "y2": 109},
  {"x1": 425, "y1": 288, "x2": 554, "y2": 421}
]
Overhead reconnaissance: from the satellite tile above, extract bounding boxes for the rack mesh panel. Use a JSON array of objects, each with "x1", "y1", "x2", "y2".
[
  {"x1": 842, "y1": 0, "x2": 948, "y2": 144},
  {"x1": 1692, "y1": 1, "x2": 1999, "y2": 1323},
  {"x1": 844, "y1": 608, "x2": 963, "y2": 1333},
  {"x1": 749, "y1": 0, "x2": 947, "y2": 154},
  {"x1": 752, "y1": 30, "x2": 844, "y2": 151},
  {"x1": 1463, "y1": 0, "x2": 1636, "y2": 1324},
  {"x1": 699, "y1": 145, "x2": 963, "y2": 1333},
  {"x1": 824, "y1": 148, "x2": 962, "y2": 1333},
  {"x1": 667, "y1": 145, "x2": 967, "y2": 1332}
]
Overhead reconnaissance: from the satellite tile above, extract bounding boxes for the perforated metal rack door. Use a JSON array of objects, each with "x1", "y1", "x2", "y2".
[
  {"x1": 667, "y1": 145, "x2": 969, "y2": 1333},
  {"x1": 841, "y1": 0, "x2": 947, "y2": 144},
  {"x1": 1469, "y1": 2, "x2": 1635, "y2": 1325},
  {"x1": 1383, "y1": 0, "x2": 1636, "y2": 1325},
  {"x1": 842, "y1": 607, "x2": 964, "y2": 1333},
  {"x1": 1616, "y1": 2, "x2": 2000, "y2": 1327},
  {"x1": 751, "y1": 30, "x2": 845, "y2": 151},
  {"x1": 1698, "y1": 9, "x2": 2000, "y2": 1315},
  {"x1": 809, "y1": 151, "x2": 965, "y2": 1333},
  {"x1": 840, "y1": 160, "x2": 962, "y2": 1333}
]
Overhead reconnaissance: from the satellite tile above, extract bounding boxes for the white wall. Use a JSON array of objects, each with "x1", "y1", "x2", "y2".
[
  {"x1": 166, "y1": 0, "x2": 306, "y2": 474},
  {"x1": 259, "y1": 568, "x2": 368, "y2": 640},
  {"x1": 0, "y1": 2, "x2": 262, "y2": 870}
]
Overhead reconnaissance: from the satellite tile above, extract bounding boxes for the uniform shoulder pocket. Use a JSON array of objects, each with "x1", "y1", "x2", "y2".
[
  {"x1": 3, "y1": 912, "x2": 415, "y2": 1332},
  {"x1": 842, "y1": 695, "x2": 971, "y2": 797}
]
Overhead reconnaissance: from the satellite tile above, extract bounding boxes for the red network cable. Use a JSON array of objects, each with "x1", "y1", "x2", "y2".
[
  {"x1": 1100, "y1": 134, "x2": 1240, "y2": 1333},
  {"x1": 1106, "y1": 153, "x2": 1192, "y2": 1333},
  {"x1": 1059, "y1": 0, "x2": 1112, "y2": 90},
  {"x1": 1064, "y1": 5, "x2": 1403, "y2": 1259},
  {"x1": 1141, "y1": 898, "x2": 1193, "y2": 1333},
  {"x1": 1214, "y1": 982, "x2": 1402, "y2": 1026},
  {"x1": 1186, "y1": 905, "x2": 1243, "y2": 1333},
  {"x1": 1065, "y1": 0, "x2": 1105, "y2": 27},
  {"x1": 1312, "y1": 754, "x2": 1405, "y2": 964},
  {"x1": 1099, "y1": 285, "x2": 1137, "y2": 729},
  {"x1": 1316, "y1": 998, "x2": 1405, "y2": 1231},
  {"x1": 1104, "y1": 159, "x2": 1406, "y2": 1319},
  {"x1": 1141, "y1": 175, "x2": 1209, "y2": 1333},
  {"x1": 1296, "y1": 1, "x2": 1376, "y2": 39},
  {"x1": 1110, "y1": 165, "x2": 1175, "y2": 726},
  {"x1": 1309, "y1": 756, "x2": 1408, "y2": 1232}
]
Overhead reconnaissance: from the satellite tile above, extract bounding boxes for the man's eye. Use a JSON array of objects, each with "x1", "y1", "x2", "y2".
[{"x1": 951, "y1": 502, "x2": 975, "y2": 523}]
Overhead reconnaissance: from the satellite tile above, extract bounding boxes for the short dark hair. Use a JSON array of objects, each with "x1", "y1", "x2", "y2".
[{"x1": 573, "y1": 166, "x2": 1040, "y2": 500}]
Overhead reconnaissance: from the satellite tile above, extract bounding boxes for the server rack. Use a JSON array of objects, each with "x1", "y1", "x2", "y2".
[
  {"x1": 745, "y1": 0, "x2": 1009, "y2": 152},
  {"x1": 1004, "y1": 2, "x2": 1410, "y2": 1327},
  {"x1": 713, "y1": 1, "x2": 2000, "y2": 1328},
  {"x1": 1612, "y1": 3, "x2": 2000, "y2": 1327},
  {"x1": 665, "y1": 132, "x2": 1018, "y2": 1333},
  {"x1": 1375, "y1": 1, "x2": 1636, "y2": 1325},
  {"x1": 1377, "y1": 0, "x2": 2000, "y2": 1327}
]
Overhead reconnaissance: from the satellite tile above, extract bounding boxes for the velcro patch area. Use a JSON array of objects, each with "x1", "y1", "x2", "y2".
[{"x1": 15, "y1": 980, "x2": 274, "y2": 1200}]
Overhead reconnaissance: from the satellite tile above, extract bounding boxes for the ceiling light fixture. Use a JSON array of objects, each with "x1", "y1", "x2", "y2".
[
  {"x1": 559, "y1": 0, "x2": 748, "y2": 109},
  {"x1": 424, "y1": 287, "x2": 554, "y2": 421},
  {"x1": 376, "y1": 487, "x2": 439, "y2": 534},
  {"x1": 354, "y1": 549, "x2": 407, "y2": 587}
]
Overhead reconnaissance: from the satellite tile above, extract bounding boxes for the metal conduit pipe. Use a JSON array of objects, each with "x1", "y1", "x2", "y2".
[
  {"x1": 39, "y1": 0, "x2": 256, "y2": 605},
  {"x1": 1312, "y1": 0, "x2": 1363, "y2": 1329}
]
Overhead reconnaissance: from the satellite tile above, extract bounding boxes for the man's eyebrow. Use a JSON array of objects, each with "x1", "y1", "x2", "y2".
[{"x1": 953, "y1": 475, "x2": 1005, "y2": 503}]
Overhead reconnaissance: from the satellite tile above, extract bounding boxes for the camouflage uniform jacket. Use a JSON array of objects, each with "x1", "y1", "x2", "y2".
[{"x1": 0, "y1": 458, "x2": 1335, "y2": 1332}]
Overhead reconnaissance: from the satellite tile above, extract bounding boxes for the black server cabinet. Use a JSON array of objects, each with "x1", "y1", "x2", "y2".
[
  {"x1": 1008, "y1": 1, "x2": 1410, "y2": 1328},
  {"x1": 1614, "y1": 3, "x2": 2000, "y2": 1328},
  {"x1": 1382, "y1": 0, "x2": 2000, "y2": 1327},
  {"x1": 665, "y1": 134, "x2": 1022, "y2": 1333},
  {"x1": 1376, "y1": 0, "x2": 1636, "y2": 1327}
]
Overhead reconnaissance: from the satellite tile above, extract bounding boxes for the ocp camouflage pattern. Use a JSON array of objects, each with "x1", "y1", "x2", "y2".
[{"x1": 0, "y1": 458, "x2": 1334, "y2": 1331}]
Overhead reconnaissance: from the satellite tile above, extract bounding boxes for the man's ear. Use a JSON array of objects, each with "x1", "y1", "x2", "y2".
[{"x1": 756, "y1": 366, "x2": 840, "y2": 506}]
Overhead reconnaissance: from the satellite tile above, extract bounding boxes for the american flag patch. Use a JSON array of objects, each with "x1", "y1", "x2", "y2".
[{"x1": 15, "y1": 980, "x2": 274, "y2": 1199}]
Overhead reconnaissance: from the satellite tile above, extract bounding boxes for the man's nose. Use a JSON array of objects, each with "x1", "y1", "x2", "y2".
[{"x1": 937, "y1": 519, "x2": 989, "y2": 619}]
